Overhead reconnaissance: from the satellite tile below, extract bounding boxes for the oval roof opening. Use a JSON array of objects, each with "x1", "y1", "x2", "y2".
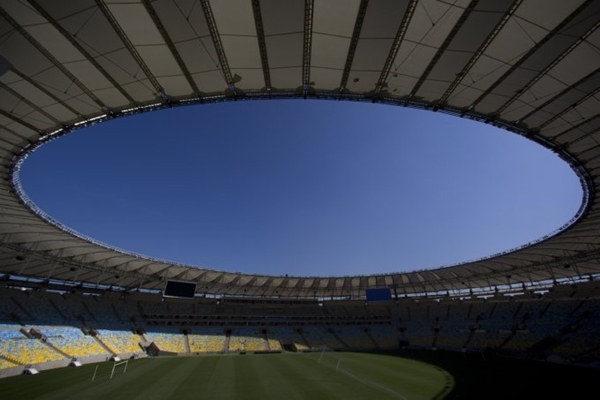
[{"x1": 18, "y1": 100, "x2": 583, "y2": 276}]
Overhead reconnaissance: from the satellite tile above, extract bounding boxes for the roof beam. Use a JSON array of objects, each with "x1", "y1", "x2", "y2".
[
  {"x1": 200, "y1": 0, "x2": 234, "y2": 92},
  {"x1": 438, "y1": 0, "x2": 522, "y2": 105},
  {"x1": 0, "y1": 133, "x2": 20, "y2": 149},
  {"x1": 494, "y1": 17, "x2": 600, "y2": 116},
  {"x1": 374, "y1": 0, "x2": 418, "y2": 96},
  {"x1": 302, "y1": 0, "x2": 314, "y2": 95},
  {"x1": 0, "y1": 5, "x2": 106, "y2": 109},
  {"x1": 520, "y1": 68, "x2": 600, "y2": 127},
  {"x1": 94, "y1": 0, "x2": 164, "y2": 96},
  {"x1": 11, "y1": 69, "x2": 82, "y2": 119},
  {"x1": 140, "y1": 0, "x2": 201, "y2": 96},
  {"x1": 339, "y1": 0, "x2": 369, "y2": 92},
  {"x1": 0, "y1": 120, "x2": 34, "y2": 143},
  {"x1": 0, "y1": 82, "x2": 60, "y2": 125},
  {"x1": 28, "y1": 0, "x2": 136, "y2": 106},
  {"x1": 470, "y1": 0, "x2": 597, "y2": 111},
  {"x1": 0, "y1": 241, "x2": 149, "y2": 281},
  {"x1": 408, "y1": 0, "x2": 479, "y2": 99},
  {"x1": 550, "y1": 114, "x2": 600, "y2": 143},
  {"x1": 251, "y1": 0, "x2": 271, "y2": 91},
  {"x1": 0, "y1": 109, "x2": 41, "y2": 134}
]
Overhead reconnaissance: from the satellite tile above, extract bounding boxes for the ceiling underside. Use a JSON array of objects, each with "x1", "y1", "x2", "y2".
[{"x1": 1, "y1": 0, "x2": 600, "y2": 298}]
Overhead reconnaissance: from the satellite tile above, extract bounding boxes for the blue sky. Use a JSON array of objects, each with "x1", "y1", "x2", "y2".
[{"x1": 19, "y1": 99, "x2": 582, "y2": 277}]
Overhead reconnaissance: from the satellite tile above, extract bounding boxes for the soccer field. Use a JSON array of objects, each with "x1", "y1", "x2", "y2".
[{"x1": 0, "y1": 352, "x2": 452, "y2": 400}]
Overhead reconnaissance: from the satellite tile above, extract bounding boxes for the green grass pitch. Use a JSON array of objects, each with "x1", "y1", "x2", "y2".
[{"x1": 0, "y1": 352, "x2": 452, "y2": 400}]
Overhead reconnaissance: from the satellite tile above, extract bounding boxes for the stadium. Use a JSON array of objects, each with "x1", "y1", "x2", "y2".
[{"x1": 1, "y1": 0, "x2": 600, "y2": 398}]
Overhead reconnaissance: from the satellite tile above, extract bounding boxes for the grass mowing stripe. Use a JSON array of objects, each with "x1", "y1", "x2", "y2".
[
  {"x1": 275, "y1": 352, "x2": 396, "y2": 400},
  {"x1": 203, "y1": 354, "x2": 236, "y2": 399},
  {"x1": 169, "y1": 355, "x2": 216, "y2": 399},
  {"x1": 316, "y1": 353, "x2": 407, "y2": 400},
  {"x1": 99, "y1": 358, "x2": 186, "y2": 400},
  {"x1": 232, "y1": 355, "x2": 263, "y2": 400},
  {"x1": 262, "y1": 353, "x2": 344, "y2": 400},
  {"x1": 0, "y1": 359, "x2": 141, "y2": 399},
  {"x1": 0, "y1": 365, "x2": 82, "y2": 399},
  {"x1": 126, "y1": 357, "x2": 203, "y2": 400},
  {"x1": 333, "y1": 354, "x2": 415, "y2": 399},
  {"x1": 316, "y1": 351, "x2": 450, "y2": 400},
  {"x1": 65, "y1": 357, "x2": 184, "y2": 400},
  {"x1": 0, "y1": 366, "x2": 82, "y2": 399},
  {"x1": 263, "y1": 354, "x2": 323, "y2": 399},
  {"x1": 248, "y1": 355, "x2": 304, "y2": 400},
  {"x1": 338, "y1": 353, "x2": 437, "y2": 397},
  {"x1": 259, "y1": 353, "x2": 341, "y2": 400},
  {"x1": 0, "y1": 352, "x2": 454, "y2": 399},
  {"x1": 361, "y1": 353, "x2": 454, "y2": 399},
  {"x1": 373, "y1": 353, "x2": 453, "y2": 398}
]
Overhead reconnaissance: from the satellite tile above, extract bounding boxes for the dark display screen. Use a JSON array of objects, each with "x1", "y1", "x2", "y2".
[
  {"x1": 163, "y1": 280, "x2": 196, "y2": 298},
  {"x1": 366, "y1": 288, "x2": 392, "y2": 301}
]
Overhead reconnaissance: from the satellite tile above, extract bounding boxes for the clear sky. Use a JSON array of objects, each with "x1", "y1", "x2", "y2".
[{"x1": 19, "y1": 99, "x2": 582, "y2": 277}]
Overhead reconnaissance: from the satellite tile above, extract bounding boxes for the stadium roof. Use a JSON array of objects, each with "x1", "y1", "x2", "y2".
[{"x1": 1, "y1": 0, "x2": 600, "y2": 299}]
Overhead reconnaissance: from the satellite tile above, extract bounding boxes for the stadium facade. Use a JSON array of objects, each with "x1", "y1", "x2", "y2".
[{"x1": 1, "y1": 0, "x2": 600, "y2": 381}]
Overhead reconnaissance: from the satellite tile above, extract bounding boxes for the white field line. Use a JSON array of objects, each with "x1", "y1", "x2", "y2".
[{"x1": 335, "y1": 358, "x2": 408, "y2": 400}]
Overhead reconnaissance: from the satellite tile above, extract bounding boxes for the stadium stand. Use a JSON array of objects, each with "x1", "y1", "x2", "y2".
[
  {"x1": 0, "y1": 3, "x2": 599, "y2": 396},
  {"x1": 0, "y1": 282, "x2": 600, "y2": 378},
  {"x1": 188, "y1": 327, "x2": 227, "y2": 354},
  {"x1": 143, "y1": 328, "x2": 187, "y2": 354},
  {"x1": 368, "y1": 324, "x2": 400, "y2": 349},
  {"x1": 227, "y1": 327, "x2": 268, "y2": 353},
  {"x1": 34, "y1": 326, "x2": 108, "y2": 359},
  {"x1": 95, "y1": 328, "x2": 143, "y2": 356}
]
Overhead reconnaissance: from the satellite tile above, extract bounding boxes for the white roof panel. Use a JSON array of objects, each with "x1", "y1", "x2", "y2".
[
  {"x1": 311, "y1": 34, "x2": 351, "y2": 70},
  {"x1": 107, "y1": 3, "x2": 164, "y2": 46},
  {"x1": 192, "y1": 70, "x2": 227, "y2": 94},
  {"x1": 313, "y1": 0, "x2": 360, "y2": 37},
  {"x1": 260, "y1": 0, "x2": 304, "y2": 35},
  {"x1": 265, "y1": 34, "x2": 303, "y2": 69},
  {"x1": 175, "y1": 39, "x2": 220, "y2": 74},
  {"x1": 221, "y1": 36, "x2": 262, "y2": 69},
  {"x1": 270, "y1": 68, "x2": 302, "y2": 90},
  {"x1": 0, "y1": 0, "x2": 598, "y2": 298},
  {"x1": 137, "y1": 45, "x2": 184, "y2": 77},
  {"x1": 210, "y1": 0, "x2": 256, "y2": 36},
  {"x1": 311, "y1": 68, "x2": 343, "y2": 91}
]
